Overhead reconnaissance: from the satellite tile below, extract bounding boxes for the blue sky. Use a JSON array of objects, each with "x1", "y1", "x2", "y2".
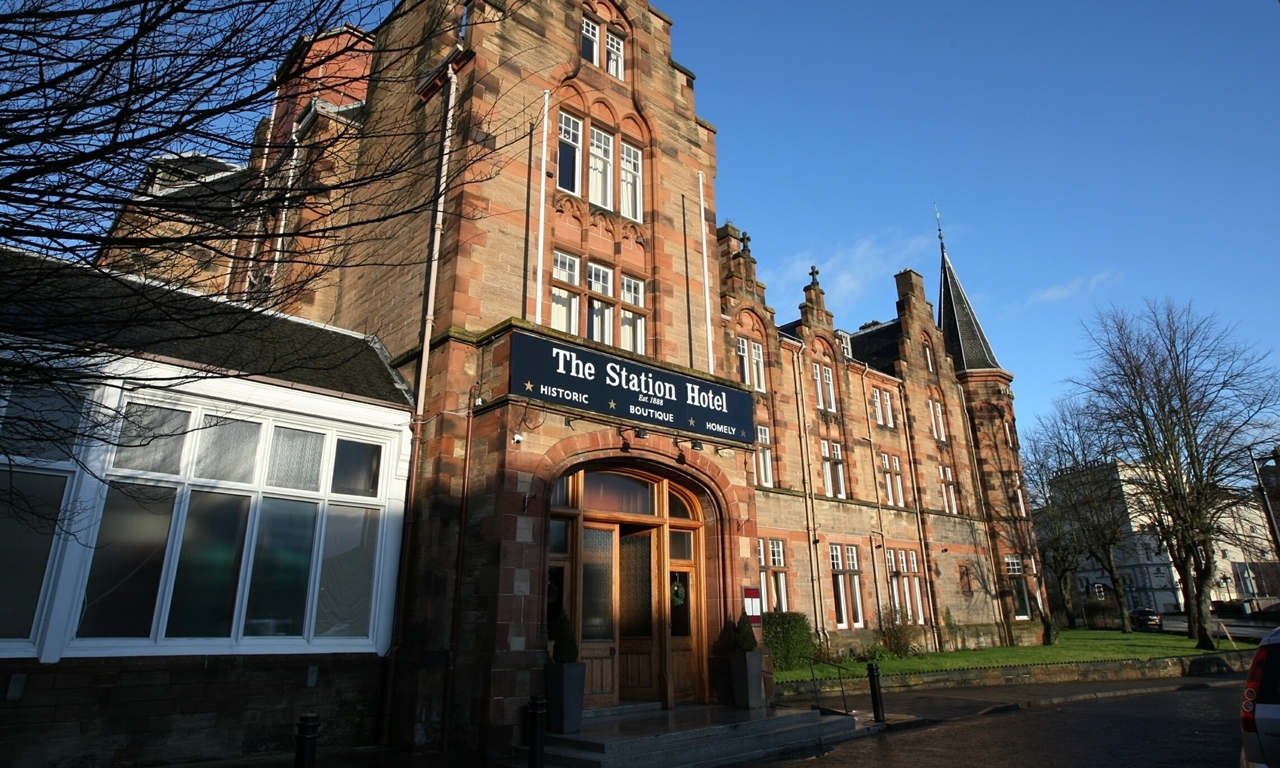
[{"x1": 657, "y1": 0, "x2": 1280, "y2": 428}]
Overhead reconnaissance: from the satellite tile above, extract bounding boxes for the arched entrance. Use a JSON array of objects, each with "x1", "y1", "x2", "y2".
[{"x1": 547, "y1": 466, "x2": 706, "y2": 709}]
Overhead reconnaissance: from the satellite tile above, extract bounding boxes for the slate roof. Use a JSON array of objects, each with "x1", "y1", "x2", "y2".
[
  {"x1": 938, "y1": 249, "x2": 1000, "y2": 371},
  {"x1": 844, "y1": 320, "x2": 902, "y2": 377},
  {"x1": 0, "y1": 250, "x2": 412, "y2": 406}
]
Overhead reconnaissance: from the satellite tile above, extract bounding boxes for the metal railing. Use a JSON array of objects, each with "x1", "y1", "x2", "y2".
[{"x1": 801, "y1": 655, "x2": 852, "y2": 715}]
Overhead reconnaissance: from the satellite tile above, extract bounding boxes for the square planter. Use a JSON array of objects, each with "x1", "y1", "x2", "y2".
[
  {"x1": 545, "y1": 662, "x2": 586, "y2": 734},
  {"x1": 730, "y1": 651, "x2": 764, "y2": 709}
]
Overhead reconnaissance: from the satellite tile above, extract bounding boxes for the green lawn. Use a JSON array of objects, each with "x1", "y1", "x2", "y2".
[{"x1": 772, "y1": 629, "x2": 1248, "y2": 683}]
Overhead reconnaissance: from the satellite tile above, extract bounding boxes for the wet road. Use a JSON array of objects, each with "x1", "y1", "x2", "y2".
[{"x1": 757, "y1": 685, "x2": 1241, "y2": 768}]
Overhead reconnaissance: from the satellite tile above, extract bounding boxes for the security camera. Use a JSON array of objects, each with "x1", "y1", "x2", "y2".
[{"x1": 512, "y1": 434, "x2": 523, "y2": 444}]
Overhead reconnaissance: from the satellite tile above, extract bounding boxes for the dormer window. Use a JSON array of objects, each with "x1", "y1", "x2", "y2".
[
  {"x1": 582, "y1": 15, "x2": 625, "y2": 81},
  {"x1": 606, "y1": 31, "x2": 624, "y2": 78},
  {"x1": 581, "y1": 18, "x2": 599, "y2": 65}
]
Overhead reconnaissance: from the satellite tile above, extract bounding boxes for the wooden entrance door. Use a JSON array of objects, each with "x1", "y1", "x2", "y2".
[
  {"x1": 561, "y1": 470, "x2": 707, "y2": 710},
  {"x1": 618, "y1": 525, "x2": 659, "y2": 701},
  {"x1": 580, "y1": 525, "x2": 618, "y2": 708},
  {"x1": 668, "y1": 569, "x2": 697, "y2": 702}
]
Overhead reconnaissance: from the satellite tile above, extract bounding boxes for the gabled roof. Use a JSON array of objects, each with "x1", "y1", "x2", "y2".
[
  {"x1": 0, "y1": 250, "x2": 412, "y2": 407},
  {"x1": 938, "y1": 249, "x2": 1000, "y2": 371}
]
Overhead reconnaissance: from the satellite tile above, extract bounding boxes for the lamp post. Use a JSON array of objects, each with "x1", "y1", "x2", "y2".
[{"x1": 1250, "y1": 446, "x2": 1280, "y2": 562}]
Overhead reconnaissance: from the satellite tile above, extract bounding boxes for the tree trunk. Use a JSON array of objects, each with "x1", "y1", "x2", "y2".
[
  {"x1": 1192, "y1": 560, "x2": 1217, "y2": 651},
  {"x1": 1176, "y1": 556, "x2": 1197, "y2": 639},
  {"x1": 1059, "y1": 570, "x2": 1079, "y2": 629},
  {"x1": 1103, "y1": 551, "x2": 1133, "y2": 633}
]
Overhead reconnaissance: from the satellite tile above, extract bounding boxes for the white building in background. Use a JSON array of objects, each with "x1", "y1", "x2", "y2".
[{"x1": 1047, "y1": 460, "x2": 1277, "y2": 617}]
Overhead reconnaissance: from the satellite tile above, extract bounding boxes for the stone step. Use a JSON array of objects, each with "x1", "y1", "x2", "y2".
[
  {"x1": 546, "y1": 708, "x2": 823, "y2": 755},
  {"x1": 518, "y1": 708, "x2": 868, "y2": 768},
  {"x1": 583, "y1": 701, "x2": 664, "y2": 719}
]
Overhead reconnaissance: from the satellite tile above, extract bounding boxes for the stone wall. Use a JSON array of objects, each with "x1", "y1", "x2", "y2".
[{"x1": 0, "y1": 654, "x2": 383, "y2": 768}]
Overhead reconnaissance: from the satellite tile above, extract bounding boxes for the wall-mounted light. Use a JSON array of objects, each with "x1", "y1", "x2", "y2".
[
  {"x1": 512, "y1": 433, "x2": 524, "y2": 444},
  {"x1": 673, "y1": 437, "x2": 703, "y2": 453},
  {"x1": 618, "y1": 426, "x2": 649, "y2": 440},
  {"x1": 564, "y1": 416, "x2": 575, "y2": 428}
]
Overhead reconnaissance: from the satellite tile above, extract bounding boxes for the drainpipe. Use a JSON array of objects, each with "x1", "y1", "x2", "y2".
[
  {"x1": 789, "y1": 343, "x2": 822, "y2": 630},
  {"x1": 697, "y1": 172, "x2": 714, "y2": 375},
  {"x1": 421, "y1": 62, "x2": 460, "y2": 381},
  {"x1": 377, "y1": 57, "x2": 461, "y2": 748},
  {"x1": 898, "y1": 384, "x2": 942, "y2": 652},
  {"x1": 533, "y1": 90, "x2": 549, "y2": 325},
  {"x1": 855, "y1": 362, "x2": 885, "y2": 625},
  {"x1": 442, "y1": 384, "x2": 479, "y2": 754},
  {"x1": 269, "y1": 113, "x2": 305, "y2": 284}
]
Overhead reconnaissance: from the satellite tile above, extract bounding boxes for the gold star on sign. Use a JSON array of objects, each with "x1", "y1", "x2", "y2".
[
  {"x1": 524, "y1": 381, "x2": 534, "y2": 391},
  {"x1": 608, "y1": 400, "x2": 616, "y2": 409},
  {"x1": 689, "y1": 418, "x2": 696, "y2": 427}
]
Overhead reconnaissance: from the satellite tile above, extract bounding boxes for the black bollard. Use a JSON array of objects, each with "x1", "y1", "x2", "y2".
[
  {"x1": 527, "y1": 696, "x2": 547, "y2": 768},
  {"x1": 295, "y1": 713, "x2": 320, "y2": 768},
  {"x1": 867, "y1": 663, "x2": 886, "y2": 723}
]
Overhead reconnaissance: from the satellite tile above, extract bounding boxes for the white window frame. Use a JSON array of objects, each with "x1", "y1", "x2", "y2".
[
  {"x1": 832, "y1": 442, "x2": 846, "y2": 499},
  {"x1": 605, "y1": 30, "x2": 625, "y2": 79},
  {"x1": 873, "y1": 389, "x2": 884, "y2": 425},
  {"x1": 751, "y1": 342, "x2": 766, "y2": 393},
  {"x1": 891, "y1": 455, "x2": 904, "y2": 507},
  {"x1": 934, "y1": 400, "x2": 947, "y2": 441},
  {"x1": 821, "y1": 440, "x2": 833, "y2": 498},
  {"x1": 756, "y1": 427, "x2": 773, "y2": 488},
  {"x1": 881, "y1": 453, "x2": 893, "y2": 506},
  {"x1": 913, "y1": 577, "x2": 925, "y2": 625},
  {"x1": 550, "y1": 251, "x2": 581, "y2": 336},
  {"x1": 0, "y1": 372, "x2": 408, "y2": 663},
  {"x1": 764, "y1": 538, "x2": 788, "y2": 612},
  {"x1": 737, "y1": 338, "x2": 751, "y2": 385},
  {"x1": 924, "y1": 342, "x2": 934, "y2": 373},
  {"x1": 580, "y1": 17, "x2": 599, "y2": 65},
  {"x1": 620, "y1": 142, "x2": 642, "y2": 221},
  {"x1": 588, "y1": 128, "x2": 613, "y2": 210},
  {"x1": 812, "y1": 363, "x2": 824, "y2": 411},
  {"x1": 620, "y1": 274, "x2": 645, "y2": 354},
  {"x1": 939, "y1": 465, "x2": 958, "y2": 514},
  {"x1": 823, "y1": 366, "x2": 837, "y2": 412},
  {"x1": 884, "y1": 390, "x2": 894, "y2": 428},
  {"x1": 557, "y1": 112, "x2": 582, "y2": 196}
]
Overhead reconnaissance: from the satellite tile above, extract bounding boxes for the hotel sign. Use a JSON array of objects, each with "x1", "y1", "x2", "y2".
[{"x1": 509, "y1": 332, "x2": 754, "y2": 443}]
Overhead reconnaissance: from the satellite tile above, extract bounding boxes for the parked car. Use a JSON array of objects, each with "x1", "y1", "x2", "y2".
[
  {"x1": 1129, "y1": 608, "x2": 1162, "y2": 631},
  {"x1": 1241, "y1": 628, "x2": 1280, "y2": 767}
]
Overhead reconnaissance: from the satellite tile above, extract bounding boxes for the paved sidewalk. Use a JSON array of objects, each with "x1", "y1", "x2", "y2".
[
  {"x1": 795, "y1": 671, "x2": 1247, "y2": 727},
  {"x1": 169, "y1": 673, "x2": 1247, "y2": 768}
]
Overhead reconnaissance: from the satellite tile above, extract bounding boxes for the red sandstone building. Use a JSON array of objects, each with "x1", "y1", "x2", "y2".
[{"x1": 0, "y1": 1, "x2": 1044, "y2": 764}]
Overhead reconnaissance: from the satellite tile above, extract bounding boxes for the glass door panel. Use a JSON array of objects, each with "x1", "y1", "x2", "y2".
[{"x1": 581, "y1": 525, "x2": 617, "y2": 708}]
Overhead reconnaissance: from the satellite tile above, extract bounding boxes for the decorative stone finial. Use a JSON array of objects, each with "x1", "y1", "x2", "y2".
[{"x1": 809, "y1": 265, "x2": 820, "y2": 285}]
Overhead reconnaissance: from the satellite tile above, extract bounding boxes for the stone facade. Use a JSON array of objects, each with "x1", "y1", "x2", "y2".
[{"x1": 2, "y1": 1, "x2": 1045, "y2": 765}]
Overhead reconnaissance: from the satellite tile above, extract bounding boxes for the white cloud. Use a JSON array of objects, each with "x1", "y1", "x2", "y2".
[
  {"x1": 1028, "y1": 269, "x2": 1121, "y2": 305},
  {"x1": 755, "y1": 233, "x2": 934, "y2": 324}
]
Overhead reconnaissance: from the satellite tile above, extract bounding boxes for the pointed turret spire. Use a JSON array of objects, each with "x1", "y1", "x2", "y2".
[{"x1": 935, "y1": 210, "x2": 1001, "y2": 371}]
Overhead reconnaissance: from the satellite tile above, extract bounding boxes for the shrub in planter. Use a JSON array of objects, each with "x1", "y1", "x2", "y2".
[
  {"x1": 545, "y1": 613, "x2": 584, "y2": 734},
  {"x1": 733, "y1": 609, "x2": 758, "y2": 652},
  {"x1": 761, "y1": 612, "x2": 814, "y2": 671},
  {"x1": 730, "y1": 611, "x2": 763, "y2": 709}
]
